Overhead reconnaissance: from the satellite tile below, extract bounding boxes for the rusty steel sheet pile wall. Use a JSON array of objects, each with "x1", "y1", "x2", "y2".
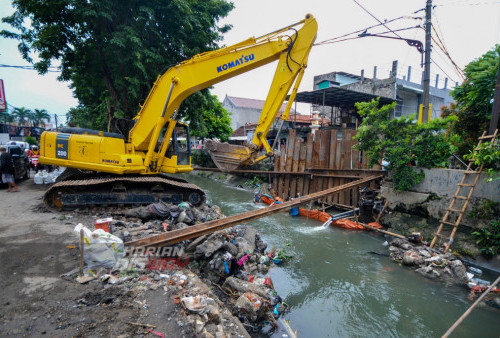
[{"x1": 272, "y1": 129, "x2": 381, "y2": 207}]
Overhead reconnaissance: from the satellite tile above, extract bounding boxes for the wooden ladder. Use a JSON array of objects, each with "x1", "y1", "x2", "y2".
[{"x1": 430, "y1": 129, "x2": 498, "y2": 252}]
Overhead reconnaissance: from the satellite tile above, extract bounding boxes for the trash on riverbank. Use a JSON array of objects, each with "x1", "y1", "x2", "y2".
[
  {"x1": 67, "y1": 200, "x2": 289, "y2": 336},
  {"x1": 388, "y1": 237, "x2": 500, "y2": 308}
]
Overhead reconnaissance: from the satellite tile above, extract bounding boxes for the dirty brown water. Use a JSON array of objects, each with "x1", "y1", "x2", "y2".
[{"x1": 186, "y1": 174, "x2": 500, "y2": 337}]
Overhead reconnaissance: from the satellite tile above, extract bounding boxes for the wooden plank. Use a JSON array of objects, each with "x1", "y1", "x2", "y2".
[
  {"x1": 302, "y1": 133, "x2": 314, "y2": 196},
  {"x1": 311, "y1": 131, "x2": 321, "y2": 194},
  {"x1": 351, "y1": 130, "x2": 360, "y2": 169},
  {"x1": 343, "y1": 130, "x2": 354, "y2": 205},
  {"x1": 337, "y1": 131, "x2": 345, "y2": 205},
  {"x1": 320, "y1": 130, "x2": 331, "y2": 193},
  {"x1": 327, "y1": 130, "x2": 337, "y2": 203},
  {"x1": 126, "y1": 175, "x2": 384, "y2": 247},
  {"x1": 192, "y1": 168, "x2": 375, "y2": 179},
  {"x1": 272, "y1": 153, "x2": 280, "y2": 195},
  {"x1": 289, "y1": 138, "x2": 301, "y2": 199},
  {"x1": 282, "y1": 129, "x2": 296, "y2": 200},
  {"x1": 296, "y1": 142, "x2": 307, "y2": 197},
  {"x1": 277, "y1": 151, "x2": 286, "y2": 199},
  {"x1": 352, "y1": 185, "x2": 359, "y2": 208},
  {"x1": 344, "y1": 130, "x2": 354, "y2": 170},
  {"x1": 316, "y1": 130, "x2": 329, "y2": 200}
]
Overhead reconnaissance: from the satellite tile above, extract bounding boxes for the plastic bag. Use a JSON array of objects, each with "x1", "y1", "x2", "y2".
[
  {"x1": 34, "y1": 172, "x2": 44, "y2": 184},
  {"x1": 74, "y1": 223, "x2": 125, "y2": 274}
]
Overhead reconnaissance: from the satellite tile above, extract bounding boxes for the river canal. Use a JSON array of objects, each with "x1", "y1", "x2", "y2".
[{"x1": 186, "y1": 173, "x2": 500, "y2": 337}]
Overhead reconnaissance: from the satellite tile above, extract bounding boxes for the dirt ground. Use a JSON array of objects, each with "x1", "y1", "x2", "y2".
[{"x1": 0, "y1": 176, "x2": 184, "y2": 337}]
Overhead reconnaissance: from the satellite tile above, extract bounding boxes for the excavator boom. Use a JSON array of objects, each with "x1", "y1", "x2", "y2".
[
  {"x1": 38, "y1": 14, "x2": 317, "y2": 209},
  {"x1": 130, "y1": 14, "x2": 317, "y2": 172}
]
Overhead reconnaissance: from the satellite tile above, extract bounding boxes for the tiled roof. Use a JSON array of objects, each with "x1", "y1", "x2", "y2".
[
  {"x1": 226, "y1": 96, "x2": 295, "y2": 113},
  {"x1": 278, "y1": 112, "x2": 330, "y2": 124}
]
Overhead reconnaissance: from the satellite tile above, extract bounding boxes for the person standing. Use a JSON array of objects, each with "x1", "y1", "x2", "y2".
[{"x1": 0, "y1": 146, "x2": 19, "y2": 192}]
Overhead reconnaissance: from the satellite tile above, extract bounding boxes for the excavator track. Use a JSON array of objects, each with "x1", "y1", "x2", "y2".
[{"x1": 43, "y1": 173, "x2": 206, "y2": 210}]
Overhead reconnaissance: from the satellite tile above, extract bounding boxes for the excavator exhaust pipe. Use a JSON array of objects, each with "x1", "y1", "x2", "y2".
[{"x1": 205, "y1": 139, "x2": 256, "y2": 172}]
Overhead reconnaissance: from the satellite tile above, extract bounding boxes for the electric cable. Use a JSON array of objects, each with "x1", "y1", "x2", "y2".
[
  {"x1": 430, "y1": 25, "x2": 466, "y2": 79},
  {"x1": 315, "y1": 15, "x2": 411, "y2": 45},
  {"x1": 0, "y1": 64, "x2": 60, "y2": 72},
  {"x1": 351, "y1": 0, "x2": 405, "y2": 39}
]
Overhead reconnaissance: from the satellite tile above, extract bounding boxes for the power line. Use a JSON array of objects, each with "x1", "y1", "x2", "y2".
[
  {"x1": 314, "y1": 15, "x2": 412, "y2": 45},
  {"x1": 315, "y1": 26, "x2": 422, "y2": 46},
  {"x1": 0, "y1": 64, "x2": 60, "y2": 72},
  {"x1": 435, "y1": 0, "x2": 500, "y2": 6},
  {"x1": 431, "y1": 25, "x2": 465, "y2": 80},
  {"x1": 351, "y1": 0, "x2": 405, "y2": 39}
]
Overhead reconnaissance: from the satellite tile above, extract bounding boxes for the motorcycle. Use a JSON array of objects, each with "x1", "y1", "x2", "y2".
[{"x1": 29, "y1": 155, "x2": 42, "y2": 172}]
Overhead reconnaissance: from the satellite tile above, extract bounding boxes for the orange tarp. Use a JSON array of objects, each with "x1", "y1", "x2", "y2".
[
  {"x1": 331, "y1": 219, "x2": 382, "y2": 230},
  {"x1": 259, "y1": 195, "x2": 383, "y2": 231},
  {"x1": 261, "y1": 195, "x2": 283, "y2": 205},
  {"x1": 298, "y1": 208, "x2": 331, "y2": 223}
]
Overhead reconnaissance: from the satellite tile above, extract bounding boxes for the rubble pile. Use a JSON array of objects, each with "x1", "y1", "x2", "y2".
[
  {"x1": 72, "y1": 201, "x2": 291, "y2": 336},
  {"x1": 389, "y1": 238, "x2": 500, "y2": 308},
  {"x1": 389, "y1": 238, "x2": 469, "y2": 285},
  {"x1": 110, "y1": 201, "x2": 225, "y2": 242},
  {"x1": 184, "y1": 226, "x2": 290, "y2": 330}
]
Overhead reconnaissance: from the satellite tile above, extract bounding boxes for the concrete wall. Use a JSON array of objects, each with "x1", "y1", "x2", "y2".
[
  {"x1": 381, "y1": 168, "x2": 500, "y2": 228},
  {"x1": 412, "y1": 168, "x2": 500, "y2": 202},
  {"x1": 222, "y1": 100, "x2": 261, "y2": 130},
  {"x1": 343, "y1": 78, "x2": 395, "y2": 98}
]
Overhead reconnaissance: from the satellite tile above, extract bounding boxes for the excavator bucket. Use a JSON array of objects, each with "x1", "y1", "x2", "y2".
[{"x1": 205, "y1": 139, "x2": 255, "y2": 172}]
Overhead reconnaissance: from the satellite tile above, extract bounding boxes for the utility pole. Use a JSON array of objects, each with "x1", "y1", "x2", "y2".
[
  {"x1": 489, "y1": 55, "x2": 500, "y2": 135},
  {"x1": 54, "y1": 114, "x2": 58, "y2": 131},
  {"x1": 422, "y1": 0, "x2": 432, "y2": 123}
]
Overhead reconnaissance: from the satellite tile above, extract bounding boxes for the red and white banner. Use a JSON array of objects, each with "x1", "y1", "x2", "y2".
[{"x1": 0, "y1": 79, "x2": 6, "y2": 112}]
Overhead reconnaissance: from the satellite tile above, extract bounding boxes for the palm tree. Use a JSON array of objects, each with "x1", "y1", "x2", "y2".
[
  {"x1": 12, "y1": 107, "x2": 32, "y2": 126},
  {"x1": 27, "y1": 110, "x2": 36, "y2": 127},
  {"x1": 33, "y1": 109, "x2": 51, "y2": 127},
  {"x1": 0, "y1": 111, "x2": 15, "y2": 124}
]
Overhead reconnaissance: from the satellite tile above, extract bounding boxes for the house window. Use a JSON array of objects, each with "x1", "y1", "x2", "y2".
[{"x1": 394, "y1": 97, "x2": 403, "y2": 118}]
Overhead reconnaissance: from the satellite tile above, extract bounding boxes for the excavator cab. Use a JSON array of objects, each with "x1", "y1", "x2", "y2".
[{"x1": 166, "y1": 124, "x2": 191, "y2": 166}]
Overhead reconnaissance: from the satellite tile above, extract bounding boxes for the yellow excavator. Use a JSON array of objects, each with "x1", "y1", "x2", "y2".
[{"x1": 39, "y1": 14, "x2": 317, "y2": 210}]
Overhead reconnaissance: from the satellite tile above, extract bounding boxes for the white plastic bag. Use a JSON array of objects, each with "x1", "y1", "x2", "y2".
[
  {"x1": 34, "y1": 172, "x2": 44, "y2": 184},
  {"x1": 74, "y1": 223, "x2": 125, "y2": 274},
  {"x1": 52, "y1": 168, "x2": 62, "y2": 181}
]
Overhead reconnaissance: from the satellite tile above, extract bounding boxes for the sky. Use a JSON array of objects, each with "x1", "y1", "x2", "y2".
[{"x1": 1, "y1": 0, "x2": 499, "y2": 122}]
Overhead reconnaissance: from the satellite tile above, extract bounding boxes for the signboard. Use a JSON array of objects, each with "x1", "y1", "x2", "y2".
[{"x1": 0, "y1": 79, "x2": 6, "y2": 112}]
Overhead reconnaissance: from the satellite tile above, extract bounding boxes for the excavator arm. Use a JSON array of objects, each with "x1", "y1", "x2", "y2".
[
  {"x1": 131, "y1": 14, "x2": 317, "y2": 172},
  {"x1": 39, "y1": 14, "x2": 317, "y2": 176}
]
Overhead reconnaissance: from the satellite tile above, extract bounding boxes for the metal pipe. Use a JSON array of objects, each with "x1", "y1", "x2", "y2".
[
  {"x1": 271, "y1": 119, "x2": 285, "y2": 151},
  {"x1": 161, "y1": 82, "x2": 175, "y2": 118}
]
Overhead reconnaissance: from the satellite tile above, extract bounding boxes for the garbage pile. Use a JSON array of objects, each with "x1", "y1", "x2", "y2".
[
  {"x1": 389, "y1": 239, "x2": 500, "y2": 308},
  {"x1": 110, "y1": 201, "x2": 225, "y2": 242},
  {"x1": 388, "y1": 238, "x2": 469, "y2": 285},
  {"x1": 34, "y1": 168, "x2": 63, "y2": 184},
  {"x1": 70, "y1": 200, "x2": 293, "y2": 335},
  {"x1": 184, "y1": 226, "x2": 292, "y2": 330}
]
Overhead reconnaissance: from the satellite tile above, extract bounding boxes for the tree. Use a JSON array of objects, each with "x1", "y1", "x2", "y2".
[
  {"x1": 32, "y1": 108, "x2": 51, "y2": 127},
  {"x1": 1, "y1": 0, "x2": 234, "y2": 135},
  {"x1": 354, "y1": 99, "x2": 457, "y2": 191},
  {"x1": 442, "y1": 44, "x2": 500, "y2": 156},
  {"x1": 11, "y1": 106, "x2": 32, "y2": 125},
  {"x1": 0, "y1": 111, "x2": 15, "y2": 124},
  {"x1": 180, "y1": 91, "x2": 232, "y2": 141}
]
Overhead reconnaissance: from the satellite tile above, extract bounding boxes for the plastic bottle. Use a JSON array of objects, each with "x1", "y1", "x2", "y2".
[
  {"x1": 472, "y1": 277, "x2": 490, "y2": 286},
  {"x1": 468, "y1": 267, "x2": 483, "y2": 275}
]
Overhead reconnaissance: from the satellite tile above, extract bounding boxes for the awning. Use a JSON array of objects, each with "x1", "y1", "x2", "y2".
[{"x1": 291, "y1": 86, "x2": 394, "y2": 109}]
